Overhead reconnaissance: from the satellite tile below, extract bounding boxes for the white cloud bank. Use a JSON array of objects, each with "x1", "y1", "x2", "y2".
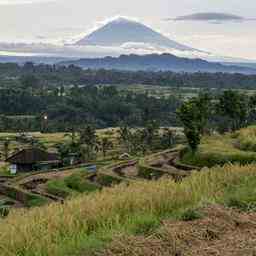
[{"x1": 0, "y1": 0, "x2": 57, "y2": 5}]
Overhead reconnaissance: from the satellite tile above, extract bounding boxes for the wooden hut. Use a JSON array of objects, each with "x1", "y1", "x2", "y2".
[{"x1": 6, "y1": 148, "x2": 60, "y2": 174}]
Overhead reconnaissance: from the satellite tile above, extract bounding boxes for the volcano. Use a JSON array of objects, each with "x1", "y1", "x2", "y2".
[{"x1": 75, "y1": 17, "x2": 196, "y2": 52}]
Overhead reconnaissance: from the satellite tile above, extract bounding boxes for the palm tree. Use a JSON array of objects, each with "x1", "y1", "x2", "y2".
[
  {"x1": 64, "y1": 127, "x2": 78, "y2": 146},
  {"x1": 3, "y1": 139, "x2": 10, "y2": 161},
  {"x1": 76, "y1": 125, "x2": 99, "y2": 163},
  {"x1": 100, "y1": 137, "x2": 113, "y2": 158},
  {"x1": 160, "y1": 129, "x2": 176, "y2": 149},
  {"x1": 79, "y1": 125, "x2": 97, "y2": 147}
]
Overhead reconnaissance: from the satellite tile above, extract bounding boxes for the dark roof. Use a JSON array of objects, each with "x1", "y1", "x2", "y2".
[{"x1": 6, "y1": 148, "x2": 60, "y2": 164}]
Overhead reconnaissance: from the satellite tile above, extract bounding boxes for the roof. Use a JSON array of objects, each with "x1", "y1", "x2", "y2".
[{"x1": 6, "y1": 148, "x2": 60, "y2": 165}]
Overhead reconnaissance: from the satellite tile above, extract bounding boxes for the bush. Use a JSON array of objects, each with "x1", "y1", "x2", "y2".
[
  {"x1": 236, "y1": 126, "x2": 256, "y2": 152},
  {"x1": 65, "y1": 173, "x2": 99, "y2": 193},
  {"x1": 46, "y1": 180, "x2": 72, "y2": 198},
  {"x1": 25, "y1": 194, "x2": 48, "y2": 207},
  {"x1": 0, "y1": 206, "x2": 9, "y2": 218},
  {"x1": 126, "y1": 214, "x2": 160, "y2": 235},
  {"x1": 96, "y1": 174, "x2": 122, "y2": 187}
]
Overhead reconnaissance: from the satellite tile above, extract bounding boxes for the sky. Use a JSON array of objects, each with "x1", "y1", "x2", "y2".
[{"x1": 0, "y1": 0, "x2": 255, "y2": 60}]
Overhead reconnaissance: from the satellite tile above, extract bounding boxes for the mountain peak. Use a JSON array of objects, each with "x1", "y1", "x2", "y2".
[
  {"x1": 74, "y1": 17, "x2": 196, "y2": 52},
  {"x1": 109, "y1": 17, "x2": 137, "y2": 25}
]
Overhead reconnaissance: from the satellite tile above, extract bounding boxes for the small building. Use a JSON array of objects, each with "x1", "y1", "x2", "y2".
[{"x1": 6, "y1": 148, "x2": 60, "y2": 174}]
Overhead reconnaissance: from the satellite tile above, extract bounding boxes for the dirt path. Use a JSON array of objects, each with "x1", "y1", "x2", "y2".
[
  {"x1": 106, "y1": 151, "x2": 194, "y2": 181},
  {"x1": 97, "y1": 205, "x2": 256, "y2": 256},
  {"x1": 17, "y1": 169, "x2": 82, "y2": 186}
]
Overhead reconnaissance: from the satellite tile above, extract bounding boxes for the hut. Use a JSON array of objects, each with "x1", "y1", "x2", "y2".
[{"x1": 6, "y1": 148, "x2": 60, "y2": 174}]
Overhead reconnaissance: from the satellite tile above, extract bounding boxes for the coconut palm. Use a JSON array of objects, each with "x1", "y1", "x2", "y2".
[
  {"x1": 3, "y1": 139, "x2": 10, "y2": 161},
  {"x1": 100, "y1": 137, "x2": 113, "y2": 158}
]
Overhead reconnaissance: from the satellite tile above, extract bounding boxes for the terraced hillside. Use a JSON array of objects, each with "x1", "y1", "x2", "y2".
[
  {"x1": 0, "y1": 148, "x2": 195, "y2": 211},
  {"x1": 1, "y1": 163, "x2": 256, "y2": 255}
]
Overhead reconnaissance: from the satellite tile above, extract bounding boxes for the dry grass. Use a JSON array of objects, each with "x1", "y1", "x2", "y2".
[
  {"x1": 1, "y1": 164, "x2": 256, "y2": 255},
  {"x1": 100, "y1": 205, "x2": 256, "y2": 256},
  {"x1": 236, "y1": 126, "x2": 256, "y2": 152}
]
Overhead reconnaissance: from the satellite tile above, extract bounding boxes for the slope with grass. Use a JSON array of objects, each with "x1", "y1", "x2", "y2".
[
  {"x1": 235, "y1": 125, "x2": 256, "y2": 152},
  {"x1": 182, "y1": 129, "x2": 256, "y2": 167},
  {"x1": 1, "y1": 163, "x2": 256, "y2": 255}
]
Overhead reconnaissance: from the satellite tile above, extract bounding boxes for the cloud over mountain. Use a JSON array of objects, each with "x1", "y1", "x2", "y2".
[
  {"x1": 0, "y1": 0, "x2": 57, "y2": 5},
  {"x1": 169, "y1": 12, "x2": 245, "y2": 22}
]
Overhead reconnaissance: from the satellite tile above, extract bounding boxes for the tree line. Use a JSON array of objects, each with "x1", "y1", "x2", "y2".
[
  {"x1": 0, "y1": 85, "x2": 180, "y2": 132},
  {"x1": 178, "y1": 90, "x2": 256, "y2": 152},
  {"x1": 1, "y1": 62, "x2": 256, "y2": 89}
]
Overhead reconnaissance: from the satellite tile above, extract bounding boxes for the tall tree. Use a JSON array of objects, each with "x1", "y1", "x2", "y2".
[
  {"x1": 177, "y1": 94, "x2": 211, "y2": 152},
  {"x1": 217, "y1": 90, "x2": 249, "y2": 131}
]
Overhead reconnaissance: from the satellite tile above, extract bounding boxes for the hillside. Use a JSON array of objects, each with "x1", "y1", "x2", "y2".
[
  {"x1": 1, "y1": 163, "x2": 256, "y2": 255},
  {"x1": 59, "y1": 53, "x2": 256, "y2": 74}
]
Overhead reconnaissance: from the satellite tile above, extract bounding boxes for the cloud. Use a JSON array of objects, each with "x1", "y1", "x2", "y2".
[
  {"x1": 167, "y1": 12, "x2": 248, "y2": 23},
  {"x1": 0, "y1": 0, "x2": 58, "y2": 5}
]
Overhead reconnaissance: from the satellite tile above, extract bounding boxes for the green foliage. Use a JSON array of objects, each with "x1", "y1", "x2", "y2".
[
  {"x1": 99, "y1": 137, "x2": 113, "y2": 157},
  {"x1": 217, "y1": 90, "x2": 250, "y2": 131},
  {"x1": 160, "y1": 128, "x2": 177, "y2": 149},
  {"x1": 46, "y1": 180, "x2": 73, "y2": 198},
  {"x1": 177, "y1": 94, "x2": 211, "y2": 152},
  {"x1": 65, "y1": 172, "x2": 99, "y2": 193},
  {"x1": 25, "y1": 196, "x2": 48, "y2": 208},
  {"x1": 96, "y1": 174, "x2": 122, "y2": 187},
  {"x1": 126, "y1": 214, "x2": 160, "y2": 235},
  {"x1": 221, "y1": 176, "x2": 256, "y2": 212},
  {"x1": 181, "y1": 132, "x2": 256, "y2": 167},
  {"x1": 0, "y1": 206, "x2": 10, "y2": 218},
  {"x1": 236, "y1": 126, "x2": 256, "y2": 152},
  {"x1": 3, "y1": 138, "x2": 10, "y2": 160},
  {"x1": 180, "y1": 209, "x2": 203, "y2": 221}
]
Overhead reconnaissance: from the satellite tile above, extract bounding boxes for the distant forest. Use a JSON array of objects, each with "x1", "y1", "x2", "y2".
[
  {"x1": 1, "y1": 62, "x2": 256, "y2": 89},
  {"x1": 0, "y1": 84, "x2": 180, "y2": 132},
  {"x1": 0, "y1": 62, "x2": 256, "y2": 132}
]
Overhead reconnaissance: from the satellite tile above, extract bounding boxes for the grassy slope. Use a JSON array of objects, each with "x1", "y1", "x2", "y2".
[
  {"x1": 1, "y1": 164, "x2": 256, "y2": 255},
  {"x1": 236, "y1": 125, "x2": 256, "y2": 152},
  {"x1": 182, "y1": 130, "x2": 256, "y2": 167}
]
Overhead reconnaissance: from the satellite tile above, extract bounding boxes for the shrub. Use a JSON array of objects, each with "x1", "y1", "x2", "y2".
[
  {"x1": 46, "y1": 180, "x2": 72, "y2": 198},
  {"x1": 96, "y1": 174, "x2": 122, "y2": 187},
  {"x1": 0, "y1": 206, "x2": 9, "y2": 217},
  {"x1": 65, "y1": 173, "x2": 99, "y2": 193},
  {"x1": 25, "y1": 194, "x2": 48, "y2": 208},
  {"x1": 126, "y1": 214, "x2": 160, "y2": 235}
]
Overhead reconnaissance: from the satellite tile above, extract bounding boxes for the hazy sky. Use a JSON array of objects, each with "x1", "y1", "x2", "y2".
[{"x1": 0, "y1": 0, "x2": 255, "y2": 60}]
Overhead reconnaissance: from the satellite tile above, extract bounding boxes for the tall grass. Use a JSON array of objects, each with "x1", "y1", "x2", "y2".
[
  {"x1": 182, "y1": 133, "x2": 256, "y2": 167},
  {"x1": 1, "y1": 164, "x2": 256, "y2": 255},
  {"x1": 236, "y1": 126, "x2": 256, "y2": 152}
]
